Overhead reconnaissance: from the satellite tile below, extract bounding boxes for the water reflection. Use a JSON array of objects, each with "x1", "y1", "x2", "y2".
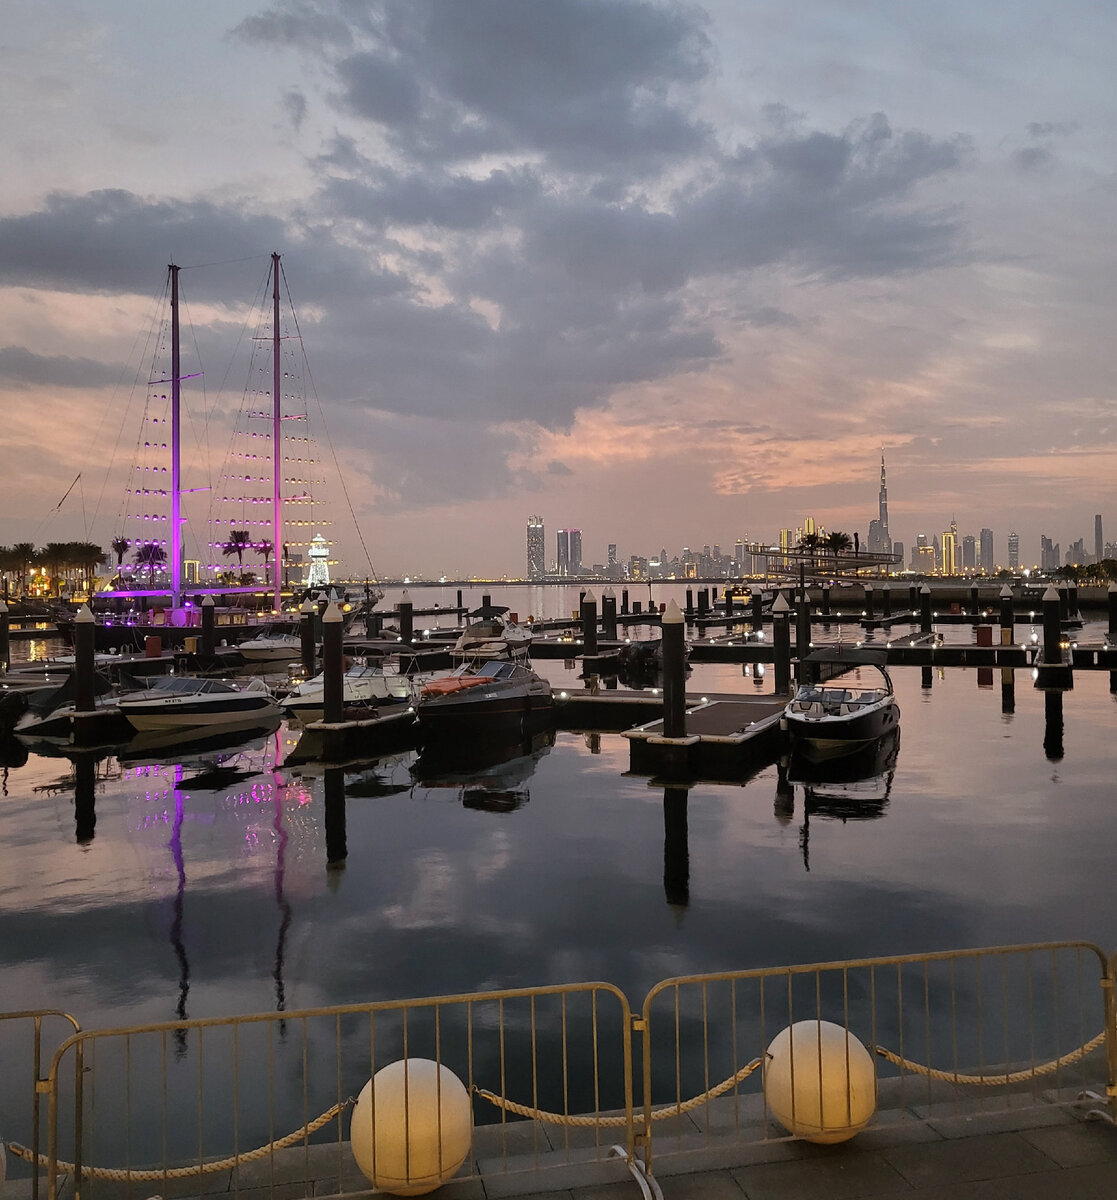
[
  {"x1": 785, "y1": 730, "x2": 900, "y2": 872},
  {"x1": 411, "y1": 729, "x2": 555, "y2": 813}
]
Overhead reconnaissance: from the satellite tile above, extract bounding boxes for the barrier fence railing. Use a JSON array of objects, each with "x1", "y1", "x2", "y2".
[{"x1": 3, "y1": 942, "x2": 1115, "y2": 1198}]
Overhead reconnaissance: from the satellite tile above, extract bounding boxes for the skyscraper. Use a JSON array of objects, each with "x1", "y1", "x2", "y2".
[
  {"x1": 556, "y1": 530, "x2": 569, "y2": 576},
  {"x1": 941, "y1": 521, "x2": 957, "y2": 576},
  {"x1": 569, "y1": 529, "x2": 582, "y2": 575},
  {"x1": 527, "y1": 515, "x2": 545, "y2": 579},
  {"x1": 1007, "y1": 531, "x2": 1019, "y2": 570},
  {"x1": 868, "y1": 450, "x2": 892, "y2": 555},
  {"x1": 979, "y1": 528, "x2": 994, "y2": 574},
  {"x1": 962, "y1": 534, "x2": 975, "y2": 571}
]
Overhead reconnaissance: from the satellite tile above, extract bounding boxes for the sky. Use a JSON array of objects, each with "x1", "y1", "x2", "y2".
[{"x1": 1, "y1": 0, "x2": 1115, "y2": 578}]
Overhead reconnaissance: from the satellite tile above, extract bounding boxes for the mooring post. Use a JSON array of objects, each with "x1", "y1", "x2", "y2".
[
  {"x1": 821, "y1": 584, "x2": 831, "y2": 617},
  {"x1": 1109, "y1": 582, "x2": 1117, "y2": 693},
  {"x1": 0, "y1": 599, "x2": 9, "y2": 671},
  {"x1": 970, "y1": 584, "x2": 979, "y2": 615},
  {"x1": 398, "y1": 590, "x2": 414, "y2": 645},
  {"x1": 685, "y1": 587, "x2": 694, "y2": 617},
  {"x1": 661, "y1": 599, "x2": 687, "y2": 738},
  {"x1": 1058, "y1": 585, "x2": 1069, "y2": 624},
  {"x1": 697, "y1": 588, "x2": 708, "y2": 618},
  {"x1": 1068, "y1": 582, "x2": 1079, "y2": 618},
  {"x1": 919, "y1": 585, "x2": 932, "y2": 635},
  {"x1": 300, "y1": 597, "x2": 317, "y2": 676},
  {"x1": 752, "y1": 590, "x2": 764, "y2": 629},
  {"x1": 724, "y1": 587, "x2": 733, "y2": 617},
  {"x1": 663, "y1": 785, "x2": 690, "y2": 908},
  {"x1": 601, "y1": 588, "x2": 617, "y2": 641},
  {"x1": 795, "y1": 589, "x2": 810, "y2": 667},
  {"x1": 324, "y1": 766, "x2": 347, "y2": 872},
  {"x1": 581, "y1": 589, "x2": 598, "y2": 656},
  {"x1": 482, "y1": 593, "x2": 491, "y2": 610},
  {"x1": 621, "y1": 587, "x2": 629, "y2": 615},
  {"x1": 772, "y1": 592, "x2": 791, "y2": 695},
  {"x1": 322, "y1": 601, "x2": 344, "y2": 724},
  {"x1": 201, "y1": 594, "x2": 216, "y2": 656},
  {"x1": 882, "y1": 584, "x2": 892, "y2": 620},
  {"x1": 863, "y1": 582, "x2": 875, "y2": 622},
  {"x1": 456, "y1": 588, "x2": 463, "y2": 611},
  {"x1": 999, "y1": 584, "x2": 1014, "y2": 643},
  {"x1": 909, "y1": 583, "x2": 919, "y2": 612},
  {"x1": 74, "y1": 603, "x2": 96, "y2": 714},
  {"x1": 1042, "y1": 585, "x2": 1061, "y2": 665}
]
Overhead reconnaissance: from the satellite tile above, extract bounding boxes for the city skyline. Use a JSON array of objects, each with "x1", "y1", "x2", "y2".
[{"x1": 2, "y1": 2, "x2": 1115, "y2": 578}]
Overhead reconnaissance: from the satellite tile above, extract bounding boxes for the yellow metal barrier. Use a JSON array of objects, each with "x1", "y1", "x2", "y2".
[{"x1": 4, "y1": 941, "x2": 1115, "y2": 1196}]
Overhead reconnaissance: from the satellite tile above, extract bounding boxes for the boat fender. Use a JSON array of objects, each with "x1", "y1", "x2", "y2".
[{"x1": 779, "y1": 716, "x2": 788, "y2": 731}]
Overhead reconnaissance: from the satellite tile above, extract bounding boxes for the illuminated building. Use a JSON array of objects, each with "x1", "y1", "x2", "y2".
[{"x1": 527, "y1": 515, "x2": 545, "y2": 580}]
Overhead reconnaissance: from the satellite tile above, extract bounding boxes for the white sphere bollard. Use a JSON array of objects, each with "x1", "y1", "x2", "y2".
[
  {"x1": 763, "y1": 1021, "x2": 876, "y2": 1144},
  {"x1": 350, "y1": 1058, "x2": 472, "y2": 1196}
]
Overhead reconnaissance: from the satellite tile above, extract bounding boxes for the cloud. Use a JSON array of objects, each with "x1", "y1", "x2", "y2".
[{"x1": 0, "y1": 345, "x2": 122, "y2": 388}]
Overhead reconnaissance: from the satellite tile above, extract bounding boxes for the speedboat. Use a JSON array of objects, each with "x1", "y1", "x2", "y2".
[
  {"x1": 451, "y1": 605, "x2": 533, "y2": 662},
  {"x1": 237, "y1": 625, "x2": 303, "y2": 663},
  {"x1": 782, "y1": 647, "x2": 899, "y2": 759},
  {"x1": 280, "y1": 661, "x2": 420, "y2": 724},
  {"x1": 416, "y1": 659, "x2": 552, "y2": 738},
  {"x1": 118, "y1": 675, "x2": 281, "y2": 731}
]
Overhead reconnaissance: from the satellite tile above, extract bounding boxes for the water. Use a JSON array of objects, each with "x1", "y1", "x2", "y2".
[{"x1": 2, "y1": 609, "x2": 1115, "y2": 1154}]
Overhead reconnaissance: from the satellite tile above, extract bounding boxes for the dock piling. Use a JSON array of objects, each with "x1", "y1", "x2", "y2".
[
  {"x1": 322, "y1": 602, "x2": 344, "y2": 724},
  {"x1": 621, "y1": 588, "x2": 629, "y2": 615},
  {"x1": 771, "y1": 592, "x2": 791, "y2": 695},
  {"x1": 661, "y1": 599, "x2": 687, "y2": 738},
  {"x1": 74, "y1": 604, "x2": 96, "y2": 713},
  {"x1": 863, "y1": 582, "x2": 875, "y2": 622},
  {"x1": 1043, "y1": 585, "x2": 1062, "y2": 662},
  {"x1": 201, "y1": 594, "x2": 216, "y2": 656},
  {"x1": 0, "y1": 600, "x2": 8, "y2": 670},
  {"x1": 752, "y1": 591, "x2": 764, "y2": 629},
  {"x1": 399, "y1": 590, "x2": 414, "y2": 645},
  {"x1": 581, "y1": 590, "x2": 598, "y2": 656},
  {"x1": 882, "y1": 584, "x2": 892, "y2": 620},
  {"x1": 601, "y1": 588, "x2": 618, "y2": 641},
  {"x1": 919, "y1": 585, "x2": 933, "y2": 635}
]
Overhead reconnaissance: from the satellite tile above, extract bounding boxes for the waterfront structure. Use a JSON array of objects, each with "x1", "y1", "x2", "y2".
[
  {"x1": 306, "y1": 533, "x2": 331, "y2": 588},
  {"x1": 1008, "y1": 531, "x2": 1020, "y2": 570},
  {"x1": 867, "y1": 451, "x2": 891, "y2": 555},
  {"x1": 980, "y1": 528, "x2": 994, "y2": 575},
  {"x1": 527, "y1": 515, "x2": 545, "y2": 580}
]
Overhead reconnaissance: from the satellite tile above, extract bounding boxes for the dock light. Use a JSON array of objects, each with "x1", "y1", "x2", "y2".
[
  {"x1": 351, "y1": 1059, "x2": 471, "y2": 1196},
  {"x1": 763, "y1": 1021, "x2": 875, "y2": 1144},
  {"x1": 701, "y1": 696, "x2": 708, "y2": 703},
  {"x1": 559, "y1": 691, "x2": 568, "y2": 699}
]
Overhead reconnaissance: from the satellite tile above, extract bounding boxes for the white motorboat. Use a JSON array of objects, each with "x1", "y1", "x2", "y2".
[
  {"x1": 451, "y1": 605, "x2": 533, "y2": 662},
  {"x1": 416, "y1": 659, "x2": 553, "y2": 738},
  {"x1": 118, "y1": 675, "x2": 281, "y2": 731},
  {"x1": 280, "y1": 662, "x2": 420, "y2": 724},
  {"x1": 237, "y1": 626, "x2": 304, "y2": 663},
  {"x1": 783, "y1": 647, "x2": 899, "y2": 758}
]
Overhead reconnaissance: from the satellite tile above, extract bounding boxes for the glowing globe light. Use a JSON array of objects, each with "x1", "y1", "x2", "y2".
[
  {"x1": 350, "y1": 1059, "x2": 472, "y2": 1196},
  {"x1": 763, "y1": 1021, "x2": 876, "y2": 1144}
]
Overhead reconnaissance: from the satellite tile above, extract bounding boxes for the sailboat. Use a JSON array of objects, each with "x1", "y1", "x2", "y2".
[{"x1": 63, "y1": 255, "x2": 378, "y2": 650}]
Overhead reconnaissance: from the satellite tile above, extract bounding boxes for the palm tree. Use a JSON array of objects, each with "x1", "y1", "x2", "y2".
[
  {"x1": 133, "y1": 541, "x2": 167, "y2": 589},
  {"x1": 11, "y1": 542, "x2": 35, "y2": 597},
  {"x1": 111, "y1": 536, "x2": 129, "y2": 568},
  {"x1": 223, "y1": 530, "x2": 251, "y2": 582},
  {"x1": 825, "y1": 530, "x2": 853, "y2": 556},
  {"x1": 258, "y1": 539, "x2": 274, "y2": 586},
  {"x1": 797, "y1": 532, "x2": 822, "y2": 568}
]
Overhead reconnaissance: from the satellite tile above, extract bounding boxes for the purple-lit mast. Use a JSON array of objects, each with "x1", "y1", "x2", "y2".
[
  {"x1": 272, "y1": 252, "x2": 282, "y2": 612},
  {"x1": 170, "y1": 263, "x2": 182, "y2": 608}
]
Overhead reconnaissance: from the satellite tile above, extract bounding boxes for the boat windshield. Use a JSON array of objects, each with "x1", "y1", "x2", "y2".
[
  {"x1": 150, "y1": 676, "x2": 237, "y2": 695},
  {"x1": 472, "y1": 661, "x2": 519, "y2": 680}
]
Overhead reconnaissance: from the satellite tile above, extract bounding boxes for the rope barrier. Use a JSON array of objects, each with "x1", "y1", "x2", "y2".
[
  {"x1": 874, "y1": 1032, "x2": 1106, "y2": 1085},
  {"x1": 475, "y1": 1057, "x2": 763, "y2": 1126},
  {"x1": 6, "y1": 1098, "x2": 354, "y2": 1182}
]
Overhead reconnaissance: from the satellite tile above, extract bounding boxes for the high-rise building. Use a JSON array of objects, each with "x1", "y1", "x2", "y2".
[
  {"x1": 868, "y1": 450, "x2": 892, "y2": 554},
  {"x1": 941, "y1": 523, "x2": 957, "y2": 576},
  {"x1": 892, "y1": 540, "x2": 904, "y2": 570},
  {"x1": 962, "y1": 535, "x2": 976, "y2": 571},
  {"x1": 1007, "y1": 531, "x2": 1019, "y2": 570},
  {"x1": 556, "y1": 530, "x2": 569, "y2": 576},
  {"x1": 568, "y1": 529, "x2": 582, "y2": 575},
  {"x1": 979, "y1": 528, "x2": 994, "y2": 574},
  {"x1": 1096, "y1": 514, "x2": 1103, "y2": 563},
  {"x1": 527, "y1": 515, "x2": 545, "y2": 580}
]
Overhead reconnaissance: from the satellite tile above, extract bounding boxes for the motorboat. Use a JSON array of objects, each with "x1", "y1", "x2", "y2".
[
  {"x1": 782, "y1": 646, "x2": 899, "y2": 758},
  {"x1": 416, "y1": 659, "x2": 553, "y2": 738},
  {"x1": 11, "y1": 670, "x2": 118, "y2": 740},
  {"x1": 118, "y1": 675, "x2": 281, "y2": 731},
  {"x1": 280, "y1": 661, "x2": 420, "y2": 724},
  {"x1": 451, "y1": 605, "x2": 533, "y2": 662},
  {"x1": 237, "y1": 625, "x2": 304, "y2": 663}
]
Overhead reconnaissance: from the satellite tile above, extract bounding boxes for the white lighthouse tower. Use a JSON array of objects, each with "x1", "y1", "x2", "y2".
[{"x1": 305, "y1": 533, "x2": 331, "y2": 589}]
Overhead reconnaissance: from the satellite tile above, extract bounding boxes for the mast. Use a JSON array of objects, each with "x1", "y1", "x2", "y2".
[
  {"x1": 170, "y1": 263, "x2": 182, "y2": 608},
  {"x1": 272, "y1": 252, "x2": 282, "y2": 612}
]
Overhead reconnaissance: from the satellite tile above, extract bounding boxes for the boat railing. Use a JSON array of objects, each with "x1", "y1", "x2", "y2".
[{"x1": 6, "y1": 941, "x2": 1115, "y2": 1197}]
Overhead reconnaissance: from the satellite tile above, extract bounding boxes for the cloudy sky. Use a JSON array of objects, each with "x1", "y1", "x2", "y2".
[{"x1": 2, "y1": 0, "x2": 1115, "y2": 577}]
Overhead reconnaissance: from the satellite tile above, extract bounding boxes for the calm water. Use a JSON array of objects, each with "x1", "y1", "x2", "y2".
[{"x1": 2, "y1": 599, "x2": 1115, "y2": 1149}]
